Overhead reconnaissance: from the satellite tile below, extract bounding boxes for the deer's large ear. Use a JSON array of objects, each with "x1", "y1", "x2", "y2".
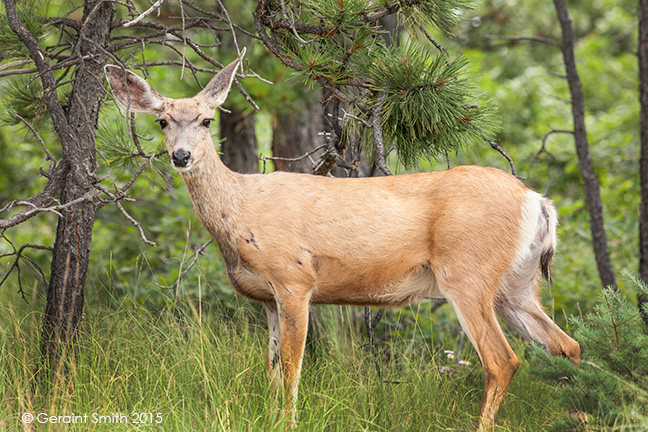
[
  {"x1": 105, "y1": 65, "x2": 165, "y2": 114},
  {"x1": 198, "y1": 48, "x2": 246, "y2": 109}
]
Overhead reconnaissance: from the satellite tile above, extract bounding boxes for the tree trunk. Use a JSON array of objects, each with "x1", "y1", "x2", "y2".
[
  {"x1": 553, "y1": 0, "x2": 617, "y2": 289},
  {"x1": 40, "y1": 0, "x2": 113, "y2": 371},
  {"x1": 272, "y1": 101, "x2": 323, "y2": 174},
  {"x1": 638, "y1": 0, "x2": 648, "y2": 324},
  {"x1": 220, "y1": 108, "x2": 259, "y2": 174}
]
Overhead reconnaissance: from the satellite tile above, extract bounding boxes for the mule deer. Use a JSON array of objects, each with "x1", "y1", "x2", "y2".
[{"x1": 105, "y1": 51, "x2": 580, "y2": 430}]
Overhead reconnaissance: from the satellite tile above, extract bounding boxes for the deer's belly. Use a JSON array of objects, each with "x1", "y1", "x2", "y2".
[{"x1": 311, "y1": 263, "x2": 443, "y2": 307}]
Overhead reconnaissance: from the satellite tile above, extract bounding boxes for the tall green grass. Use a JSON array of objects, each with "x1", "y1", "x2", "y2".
[{"x1": 1, "y1": 299, "x2": 563, "y2": 431}]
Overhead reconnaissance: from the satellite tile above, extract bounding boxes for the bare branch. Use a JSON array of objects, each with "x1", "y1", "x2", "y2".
[
  {"x1": 233, "y1": 79, "x2": 260, "y2": 111},
  {"x1": 178, "y1": 0, "x2": 188, "y2": 78},
  {"x1": 133, "y1": 60, "x2": 214, "y2": 73},
  {"x1": 0, "y1": 58, "x2": 33, "y2": 72},
  {"x1": 365, "y1": 3, "x2": 401, "y2": 23},
  {"x1": 180, "y1": 0, "x2": 260, "y2": 40},
  {"x1": 114, "y1": 200, "x2": 157, "y2": 247},
  {"x1": 128, "y1": 113, "x2": 149, "y2": 157},
  {"x1": 15, "y1": 114, "x2": 56, "y2": 176},
  {"x1": 157, "y1": 239, "x2": 213, "y2": 291},
  {"x1": 529, "y1": 128, "x2": 572, "y2": 170},
  {"x1": 0, "y1": 54, "x2": 91, "y2": 82},
  {"x1": 122, "y1": 0, "x2": 166, "y2": 27},
  {"x1": 215, "y1": 0, "x2": 244, "y2": 73},
  {"x1": 0, "y1": 162, "x2": 69, "y2": 230},
  {"x1": 0, "y1": 234, "x2": 53, "y2": 302},
  {"x1": 44, "y1": 16, "x2": 82, "y2": 31},
  {"x1": 547, "y1": 70, "x2": 567, "y2": 79},
  {"x1": 0, "y1": 66, "x2": 39, "y2": 78},
  {"x1": 542, "y1": 128, "x2": 573, "y2": 151},
  {"x1": 342, "y1": 109, "x2": 372, "y2": 128},
  {"x1": 23, "y1": 192, "x2": 96, "y2": 218},
  {"x1": 259, "y1": 144, "x2": 327, "y2": 174},
  {"x1": 485, "y1": 35, "x2": 561, "y2": 48},
  {"x1": 486, "y1": 138, "x2": 517, "y2": 178},
  {"x1": 418, "y1": 24, "x2": 446, "y2": 55},
  {"x1": 95, "y1": 161, "x2": 147, "y2": 204}
]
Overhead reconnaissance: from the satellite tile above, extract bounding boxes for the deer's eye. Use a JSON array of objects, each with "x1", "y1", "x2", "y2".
[
  {"x1": 202, "y1": 118, "x2": 213, "y2": 128},
  {"x1": 156, "y1": 119, "x2": 168, "y2": 129}
]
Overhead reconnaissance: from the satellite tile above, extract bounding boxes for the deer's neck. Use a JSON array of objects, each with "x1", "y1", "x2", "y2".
[{"x1": 180, "y1": 148, "x2": 244, "y2": 241}]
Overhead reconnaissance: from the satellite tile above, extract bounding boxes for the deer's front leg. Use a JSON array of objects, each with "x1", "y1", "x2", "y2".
[
  {"x1": 276, "y1": 289, "x2": 310, "y2": 427},
  {"x1": 264, "y1": 301, "x2": 282, "y2": 392}
]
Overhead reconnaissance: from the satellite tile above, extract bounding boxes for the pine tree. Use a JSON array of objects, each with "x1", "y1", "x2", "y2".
[
  {"x1": 254, "y1": 0, "x2": 501, "y2": 174},
  {"x1": 531, "y1": 271, "x2": 648, "y2": 430}
]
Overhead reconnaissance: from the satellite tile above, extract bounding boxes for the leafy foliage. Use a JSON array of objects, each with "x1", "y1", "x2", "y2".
[{"x1": 531, "y1": 272, "x2": 648, "y2": 430}]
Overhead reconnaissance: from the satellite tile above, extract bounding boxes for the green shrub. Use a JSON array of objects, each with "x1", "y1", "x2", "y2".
[{"x1": 531, "y1": 271, "x2": 648, "y2": 430}]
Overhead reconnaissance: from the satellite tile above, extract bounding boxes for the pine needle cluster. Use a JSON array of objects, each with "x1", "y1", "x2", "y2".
[
  {"x1": 0, "y1": 2, "x2": 51, "y2": 128},
  {"x1": 96, "y1": 116, "x2": 168, "y2": 174},
  {"x1": 0, "y1": 1, "x2": 49, "y2": 60},
  {"x1": 366, "y1": 44, "x2": 498, "y2": 165},
  {"x1": 258, "y1": 0, "x2": 499, "y2": 169},
  {"x1": 0, "y1": 76, "x2": 47, "y2": 127},
  {"x1": 531, "y1": 271, "x2": 648, "y2": 430}
]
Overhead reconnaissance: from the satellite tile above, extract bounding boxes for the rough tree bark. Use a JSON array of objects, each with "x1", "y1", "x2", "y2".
[
  {"x1": 220, "y1": 108, "x2": 259, "y2": 174},
  {"x1": 553, "y1": 0, "x2": 617, "y2": 289},
  {"x1": 638, "y1": 0, "x2": 648, "y2": 324}
]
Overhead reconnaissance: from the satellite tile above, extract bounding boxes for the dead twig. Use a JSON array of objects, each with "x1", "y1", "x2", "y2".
[
  {"x1": 157, "y1": 239, "x2": 213, "y2": 291},
  {"x1": 123, "y1": 0, "x2": 166, "y2": 27},
  {"x1": 114, "y1": 201, "x2": 157, "y2": 247},
  {"x1": 259, "y1": 144, "x2": 327, "y2": 174},
  {"x1": 485, "y1": 35, "x2": 560, "y2": 48},
  {"x1": 486, "y1": 137, "x2": 517, "y2": 178},
  {"x1": 15, "y1": 114, "x2": 56, "y2": 176},
  {"x1": 0, "y1": 234, "x2": 52, "y2": 302}
]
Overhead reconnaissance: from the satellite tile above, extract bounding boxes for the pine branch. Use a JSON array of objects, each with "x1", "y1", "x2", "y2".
[{"x1": 372, "y1": 92, "x2": 392, "y2": 176}]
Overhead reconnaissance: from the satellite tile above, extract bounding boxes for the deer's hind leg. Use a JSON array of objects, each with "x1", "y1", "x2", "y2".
[
  {"x1": 440, "y1": 279, "x2": 520, "y2": 431},
  {"x1": 495, "y1": 273, "x2": 580, "y2": 362}
]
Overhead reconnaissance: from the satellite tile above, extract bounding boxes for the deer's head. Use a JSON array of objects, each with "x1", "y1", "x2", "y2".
[{"x1": 105, "y1": 50, "x2": 244, "y2": 172}]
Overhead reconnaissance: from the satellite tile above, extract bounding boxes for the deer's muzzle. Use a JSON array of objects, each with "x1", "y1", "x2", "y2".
[{"x1": 172, "y1": 150, "x2": 191, "y2": 168}]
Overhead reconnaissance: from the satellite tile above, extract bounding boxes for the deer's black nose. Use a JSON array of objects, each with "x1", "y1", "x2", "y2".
[{"x1": 172, "y1": 151, "x2": 191, "y2": 168}]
